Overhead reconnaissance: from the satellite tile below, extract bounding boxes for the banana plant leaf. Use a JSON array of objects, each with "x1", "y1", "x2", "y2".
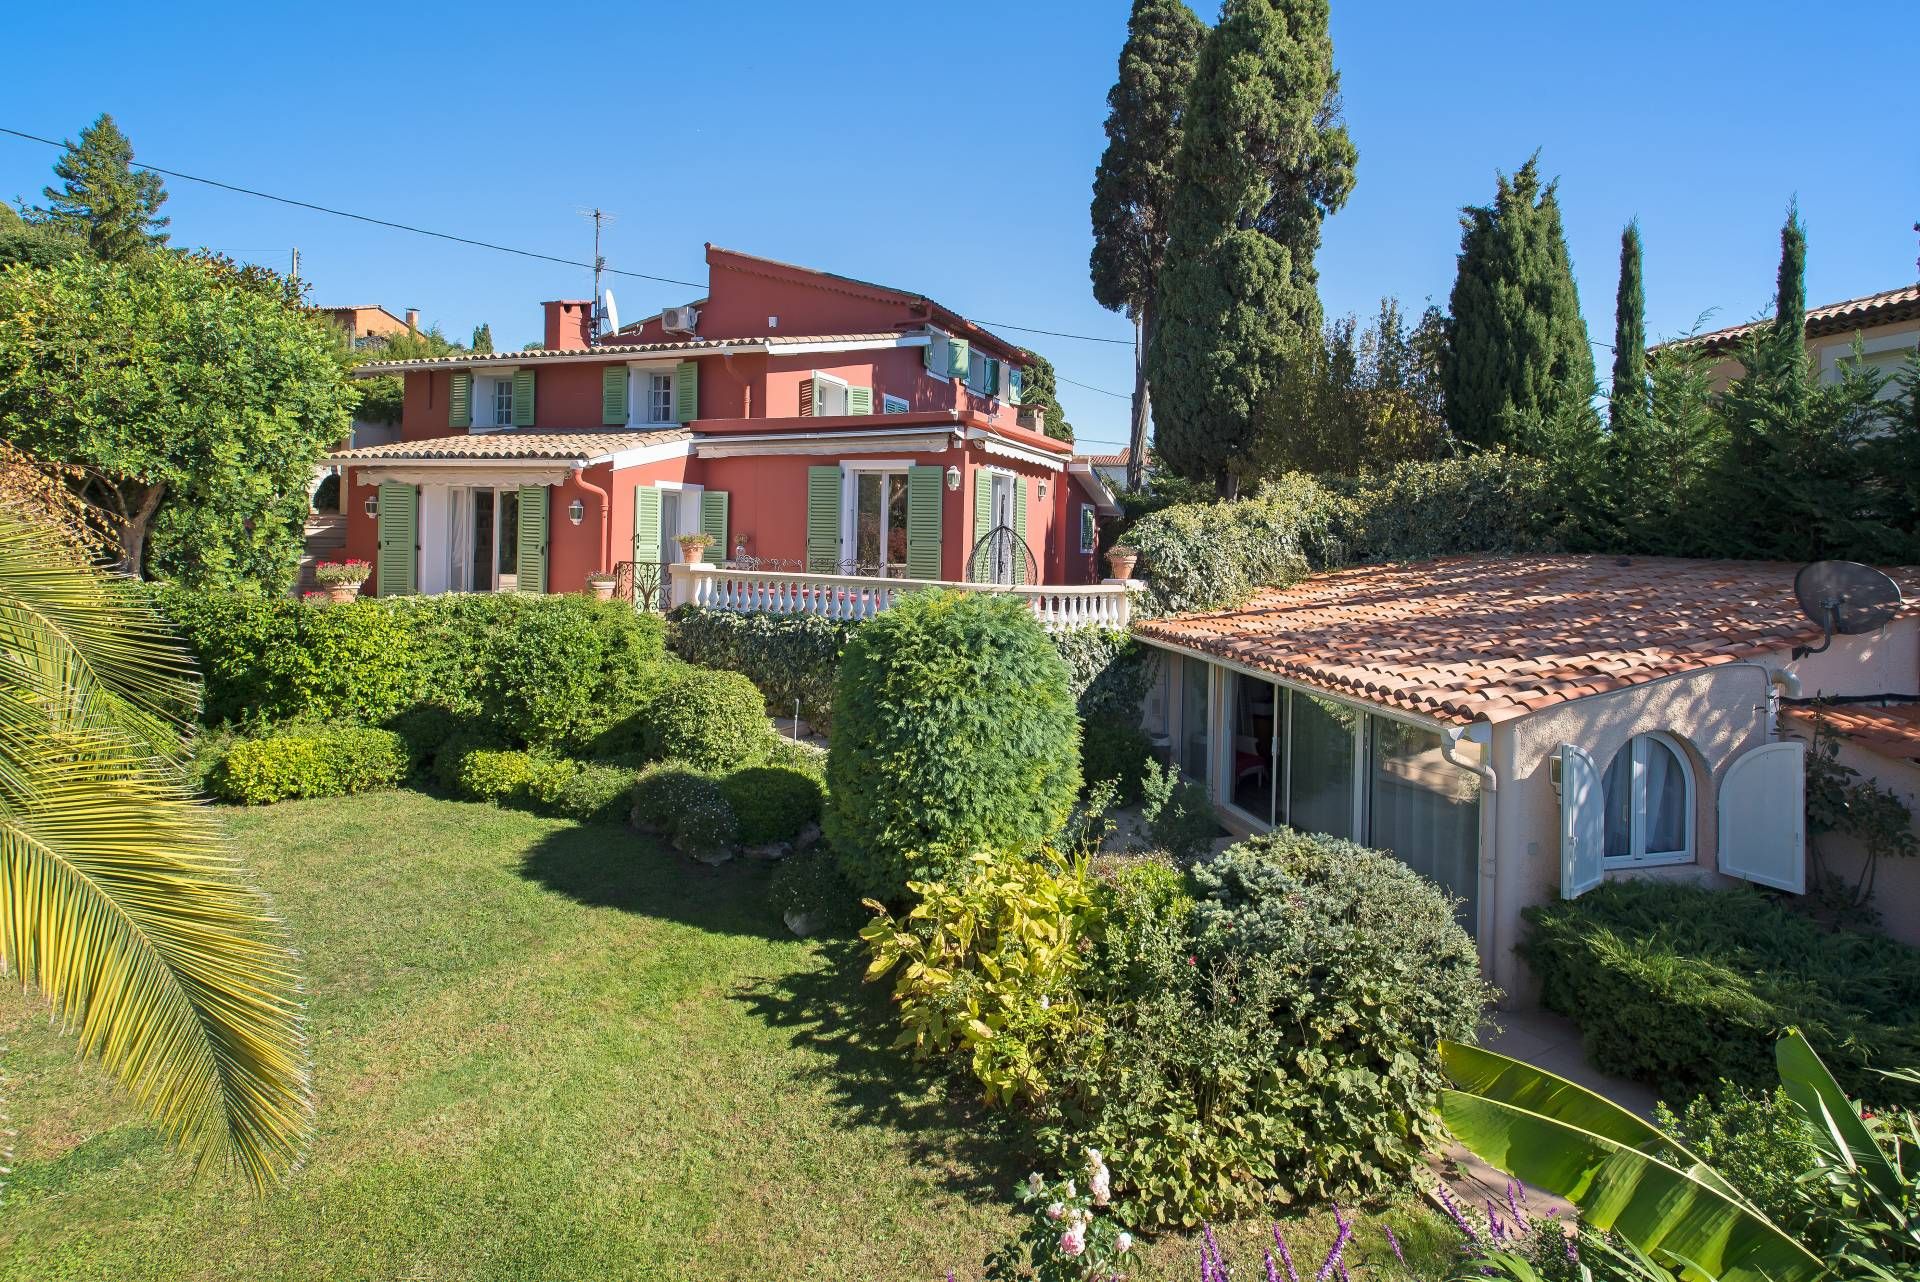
[
  {"x1": 1439, "y1": 1045, "x2": 1826, "y2": 1282},
  {"x1": 1777, "y1": 1028, "x2": 1902, "y2": 1203}
]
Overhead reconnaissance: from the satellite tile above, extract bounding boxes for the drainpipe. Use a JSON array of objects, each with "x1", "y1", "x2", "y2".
[
  {"x1": 571, "y1": 465, "x2": 612, "y2": 572},
  {"x1": 1443, "y1": 722, "x2": 1500, "y2": 982},
  {"x1": 1731, "y1": 660, "x2": 1800, "y2": 740}
]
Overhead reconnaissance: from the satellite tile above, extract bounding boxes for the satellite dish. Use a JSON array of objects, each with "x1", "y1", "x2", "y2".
[
  {"x1": 1791, "y1": 560, "x2": 1903, "y2": 659},
  {"x1": 600, "y1": 289, "x2": 620, "y2": 336}
]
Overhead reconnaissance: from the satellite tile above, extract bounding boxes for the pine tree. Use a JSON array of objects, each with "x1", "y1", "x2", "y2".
[
  {"x1": 1090, "y1": 0, "x2": 1206, "y2": 489},
  {"x1": 29, "y1": 114, "x2": 169, "y2": 261},
  {"x1": 1608, "y1": 221, "x2": 1648, "y2": 431},
  {"x1": 1440, "y1": 156, "x2": 1596, "y2": 448},
  {"x1": 471, "y1": 323, "x2": 493, "y2": 354},
  {"x1": 1148, "y1": 0, "x2": 1356, "y2": 497},
  {"x1": 1017, "y1": 350, "x2": 1073, "y2": 442}
]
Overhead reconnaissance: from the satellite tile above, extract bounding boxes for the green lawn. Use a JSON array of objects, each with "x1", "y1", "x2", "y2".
[{"x1": 0, "y1": 791, "x2": 1456, "y2": 1281}]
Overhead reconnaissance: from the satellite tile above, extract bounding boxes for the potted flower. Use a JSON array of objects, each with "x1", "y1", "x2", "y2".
[
  {"x1": 1106, "y1": 544, "x2": 1139, "y2": 582},
  {"x1": 301, "y1": 590, "x2": 329, "y2": 607},
  {"x1": 314, "y1": 559, "x2": 372, "y2": 603},
  {"x1": 585, "y1": 571, "x2": 617, "y2": 602},
  {"x1": 675, "y1": 531, "x2": 715, "y2": 564}
]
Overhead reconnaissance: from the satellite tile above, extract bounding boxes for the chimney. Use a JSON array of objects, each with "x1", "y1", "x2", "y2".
[
  {"x1": 542, "y1": 299, "x2": 594, "y2": 351},
  {"x1": 404, "y1": 308, "x2": 419, "y2": 333}
]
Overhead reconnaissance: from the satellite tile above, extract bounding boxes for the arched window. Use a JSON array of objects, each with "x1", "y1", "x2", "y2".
[{"x1": 1601, "y1": 732, "x2": 1694, "y2": 866}]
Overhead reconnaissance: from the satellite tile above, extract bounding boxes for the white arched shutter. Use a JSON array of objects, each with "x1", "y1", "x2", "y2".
[
  {"x1": 1718, "y1": 741, "x2": 1806, "y2": 893},
  {"x1": 1560, "y1": 743, "x2": 1605, "y2": 899}
]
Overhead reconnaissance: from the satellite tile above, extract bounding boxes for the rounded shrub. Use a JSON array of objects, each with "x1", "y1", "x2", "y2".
[
  {"x1": 432, "y1": 729, "x2": 503, "y2": 792},
  {"x1": 455, "y1": 748, "x2": 538, "y2": 804},
  {"x1": 553, "y1": 761, "x2": 639, "y2": 823},
  {"x1": 719, "y1": 765, "x2": 824, "y2": 846},
  {"x1": 211, "y1": 725, "x2": 407, "y2": 805},
  {"x1": 825, "y1": 589, "x2": 1080, "y2": 900},
  {"x1": 475, "y1": 598, "x2": 608, "y2": 751},
  {"x1": 641, "y1": 666, "x2": 774, "y2": 771},
  {"x1": 631, "y1": 761, "x2": 737, "y2": 859}
]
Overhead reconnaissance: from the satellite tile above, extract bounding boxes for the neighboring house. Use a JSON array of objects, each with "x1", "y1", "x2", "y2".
[
  {"x1": 1132, "y1": 554, "x2": 1920, "y2": 997},
  {"x1": 1656, "y1": 282, "x2": 1920, "y2": 397},
  {"x1": 313, "y1": 304, "x2": 419, "y2": 349},
  {"x1": 1074, "y1": 446, "x2": 1148, "y2": 492},
  {"x1": 332, "y1": 246, "x2": 1120, "y2": 597}
]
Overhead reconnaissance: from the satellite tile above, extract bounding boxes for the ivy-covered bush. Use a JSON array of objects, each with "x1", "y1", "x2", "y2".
[
  {"x1": 827, "y1": 589, "x2": 1080, "y2": 900},
  {"x1": 718, "y1": 765, "x2": 824, "y2": 846},
  {"x1": 668, "y1": 606, "x2": 853, "y2": 728},
  {"x1": 631, "y1": 762, "x2": 737, "y2": 859},
  {"x1": 1522, "y1": 880, "x2": 1920, "y2": 1103},
  {"x1": 1125, "y1": 473, "x2": 1352, "y2": 615},
  {"x1": 1039, "y1": 830, "x2": 1491, "y2": 1225},
  {"x1": 1334, "y1": 448, "x2": 1558, "y2": 564},
  {"x1": 640, "y1": 665, "x2": 775, "y2": 771},
  {"x1": 211, "y1": 724, "x2": 408, "y2": 804},
  {"x1": 1052, "y1": 627, "x2": 1156, "y2": 723}
]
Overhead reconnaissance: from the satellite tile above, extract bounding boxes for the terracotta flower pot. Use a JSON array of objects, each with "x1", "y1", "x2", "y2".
[
  {"x1": 678, "y1": 542, "x2": 709, "y2": 565},
  {"x1": 588, "y1": 578, "x2": 616, "y2": 602},
  {"x1": 1107, "y1": 549, "x2": 1139, "y2": 581},
  {"x1": 326, "y1": 583, "x2": 360, "y2": 604}
]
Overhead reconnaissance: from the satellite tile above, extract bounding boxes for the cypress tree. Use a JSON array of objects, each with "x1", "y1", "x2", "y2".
[
  {"x1": 1608, "y1": 220, "x2": 1648, "y2": 431},
  {"x1": 1771, "y1": 199, "x2": 1808, "y2": 399},
  {"x1": 1440, "y1": 156, "x2": 1596, "y2": 448},
  {"x1": 1148, "y1": 0, "x2": 1356, "y2": 497},
  {"x1": 28, "y1": 114, "x2": 169, "y2": 261},
  {"x1": 471, "y1": 323, "x2": 493, "y2": 354},
  {"x1": 1090, "y1": 0, "x2": 1206, "y2": 489}
]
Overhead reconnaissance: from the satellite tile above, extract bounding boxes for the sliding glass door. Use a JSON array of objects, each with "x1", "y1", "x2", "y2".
[
  {"x1": 1229, "y1": 671, "x2": 1280, "y2": 823},
  {"x1": 1366, "y1": 718, "x2": 1481, "y2": 928},
  {"x1": 1179, "y1": 658, "x2": 1210, "y2": 781},
  {"x1": 1288, "y1": 691, "x2": 1357, "y2": 840}
]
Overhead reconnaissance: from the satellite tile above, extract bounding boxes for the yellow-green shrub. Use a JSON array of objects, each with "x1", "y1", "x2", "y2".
[{"x1": 211, "y1": 725, "x2": 407, "y2": 804}]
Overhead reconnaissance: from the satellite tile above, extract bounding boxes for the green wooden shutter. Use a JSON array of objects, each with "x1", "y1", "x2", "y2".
[
  {"x1": 633, "y1": 485, "x2": 662, "y2": 562},
  {"x1": 449, "y1": 371, "x2": 472, "y2": 428},
  {"x1": 1009, "y1": 367, "x2": 1023, "y2": 404},
  {"x1": 985, "y1": 358, "x2": 1000, "y2": 397},
  {"x1": 700, "y1": 490, "x2": 729, "y2": 556},
  {"x1": 675, "y1": 360, "x2": 698, "y2": 423},
  {"x1": 512, "y1": 368, "x2": 535, "y2": 427},
  {"x1": 375, "y1": 482, "x2": 417, "y2": 596},
  {"x1": 972, "y1": 471, "x2": 993, "y2": 582},
  {"x1": 602, "y1": 365, "x2": 628, "y2": 425},
  {"x1": 517, "y1": 485, "x2": 548, "y2": 592},
  {"x1": 948, "y1": 337, "x2": 970, "y2": 379},
  {"x1": 847, "y1": 385, "x2": 873, "y2": 415},
  {"x1": 923, "y1": 330, "x2": 945, "y2": 373},
  {"x1": 798, "y1": 376, "x2": 815, "y2": 417},
  {"x1": 806, "y1": 466, "x2": 842, "y2": 572},
  {"x1": 1012, "y1": 477, "x2": 1028, "y2": 584},
  {"x1": 906, "y1": 465, "x2": 943, "y2": 581}
]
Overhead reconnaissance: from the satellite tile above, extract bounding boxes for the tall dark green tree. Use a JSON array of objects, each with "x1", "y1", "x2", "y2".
[
  {"x1": 1440, "y1": 156, "x2": 1596, "y2": 448},
  {"x1": 1017, "y1": 350, "x2": 1073, "y2": 442},
  {"x1": 28, "y1": 114, "x2": 170, "y2": 261},
  {"x1": 471, "y1": 322, "x2": 493, "y2": 354},
  {"x1": 1770, "y1": 199, "x2": 1807, "y2": 400},
  {"x1": 1608, "y1": 220, "x2": 1648, "y2": 431},
  {"x1": 1148, "y1": 0, "x2": 1356, "y2": 497},
  {"x1": 1090, "y1": 0, "x2": 1206, "y2": 489}
]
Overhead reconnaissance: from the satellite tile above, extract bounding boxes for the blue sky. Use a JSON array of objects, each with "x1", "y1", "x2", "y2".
[{"x1": 5, "y1": 2, "x2": 1915, "y2": 452}]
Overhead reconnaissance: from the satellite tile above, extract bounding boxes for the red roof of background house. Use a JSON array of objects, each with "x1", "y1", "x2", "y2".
[
  {"x1": 1654, "y1": 283, "x2": 1920, "y2": 356},
  {"x1": 1134, "y1": 555, "x2": 1920, "y2": 726},
  {"x1": 1074, "y1": 446, "x2": 1133, "y2": 468},
  {"x1": 1780, "y1": 703, "x2": 1920, "y2": 763}
]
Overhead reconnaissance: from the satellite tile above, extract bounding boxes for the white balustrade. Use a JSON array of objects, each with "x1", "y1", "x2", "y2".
[{"x1": 668, "y1": 563, "x2": 1134, "y2": 633}]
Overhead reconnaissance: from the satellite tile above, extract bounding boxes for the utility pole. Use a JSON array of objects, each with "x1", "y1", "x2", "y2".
[
  {"x1": 289, "y1": 246, "x2": 300, "y2": 283},
  {"x1": 588, "y1": 208, "x2": 608, "y2": 341}
]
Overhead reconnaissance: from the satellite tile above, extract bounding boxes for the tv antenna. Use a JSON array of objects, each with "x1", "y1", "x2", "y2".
[
  {"x1": 580, "y1": 207, "x2": 615, "y2": 340},
  {"x1": 1791, "y1": 560, "x2": 1903, "y2": 659}
]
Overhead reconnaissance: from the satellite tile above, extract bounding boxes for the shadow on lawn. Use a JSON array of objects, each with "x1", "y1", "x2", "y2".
[
  {"x1": 515, "y1": 821, "x2": 790, "y2": 942},
  {"x1": 731, "y1": 934, "x2": 1019, "y2": 1201}
]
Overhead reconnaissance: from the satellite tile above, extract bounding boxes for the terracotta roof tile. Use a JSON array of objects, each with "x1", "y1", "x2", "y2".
[
  {"x1": 351, "y1": 332, "x2": 908, "y2": 374},
  {"x1": 328, "y1": 428, "x2": 689, "y2": 463},
  {"x1": 1780, "y1": 703, "x2": 1920, "y2": 763},
  {"x1": 1657, "y1": 283, "x2": 1920, "y2": 355},
  {"x1": 1133, "y1": 555, "x2": 1920, "y2": 726}
]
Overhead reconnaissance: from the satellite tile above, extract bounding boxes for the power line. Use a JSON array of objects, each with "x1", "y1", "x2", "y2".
[
  {"x1": 0, "y1": 125, "x2": 707, "y2": 289},
  {"x1": 1056, "y1": 374, "x2": 1131, "y2": 400},
  {"x1": 976, "y1": 318, "x2": 1134, "y2": 346}
]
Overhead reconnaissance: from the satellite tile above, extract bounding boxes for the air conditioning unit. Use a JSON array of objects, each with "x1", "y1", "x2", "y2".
[{"x1": 661, "y1": 305, "x2": 700, "y2": 335}]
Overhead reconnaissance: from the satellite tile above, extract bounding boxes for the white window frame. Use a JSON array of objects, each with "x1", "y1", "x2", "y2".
[
  {"x1": 471, "y1": 370, "x2": 519, "y2": 433},
  {"x1": 839, "y1": 457, "x2": 913, "y2": 576},
  {"x1": 812, "y1": 369, "x2": 850, "y2": 418},
  {"x1": 627, "y1": 362, "x2": 679, "y2": 427},
  {"x1": 1078, "y1": 503, "x2": 1096, "y2": 554},
  {"x1": 1600, "y1": 731, "x2": 1696, "y2": 868}
]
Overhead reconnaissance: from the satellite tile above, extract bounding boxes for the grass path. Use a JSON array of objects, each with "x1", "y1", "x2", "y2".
[{"x1": 0, "y1": 791, "x2": 1455, "y2": 1281}]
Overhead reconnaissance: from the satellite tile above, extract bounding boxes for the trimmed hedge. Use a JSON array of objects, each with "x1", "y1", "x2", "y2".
[
  {"x1": 826, "y1": 589, "x2": 1081, "y2": 899},
  {"x1": 668, "y1": 606, "x2": 853, "y2": 728},
  {"x1": 640, "y1": 665, "x2": 775, "y2": 771},
  {"x1": 1522, "y1": 880, "x2": 1920, "y2": 1104},
  {"x1": 155, "y1": 588, "x2": 665, "y2": 748},
  {"x1": 719, "y1": 765, "x2": 824, "y2": 846},
  {"x1": 552, "y1": 762, "x2": 638, "y2": 823},
  {"x1": 212, "y1": 725, "x2": 408, "y2": 804}
]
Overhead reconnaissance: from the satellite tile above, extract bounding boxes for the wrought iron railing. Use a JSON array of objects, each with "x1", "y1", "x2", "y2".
[{"x1": 612, "y1": 560, "x2": 670, "y2": 612}]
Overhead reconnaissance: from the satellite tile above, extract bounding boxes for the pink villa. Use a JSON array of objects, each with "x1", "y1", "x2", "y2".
[{"x1": 333, "y1": 246, "x2": 1125, "y2": 621}]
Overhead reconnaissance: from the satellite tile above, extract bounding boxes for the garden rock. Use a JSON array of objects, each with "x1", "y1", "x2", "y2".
[
  {"x1": 744, "y1": 841, "x2": 792, "y2": 862},
  {"x1": 783, "y1": 909, "x2": 823, "y2": 937},
  {"x1": 682, "y1": 840, "x2": 735, "y2": 866},
  {"x1": 794, "y1": 822, "x2": 822, "y2": 852}
]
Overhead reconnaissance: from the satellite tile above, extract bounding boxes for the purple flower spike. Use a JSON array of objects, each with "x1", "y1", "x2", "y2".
[
  {"x1": 1265, "y1": 1247, "x2": 1283, "y2": 1282},
  {"x1": 1384, "y1": 1225, "x2": 1406, "y2": 1266},
  {"x1": 1274, "y1": 1224, "x2": 1302, "y2": 1282},
  {"x1": 1506, "y1": 1180, "x2": 1522, "y2": 1223},
  {"x1": 1203, "y1": 1223, "x2": 1223, "y2": 1282},
  {"x1": 1312, "y1": 1217, "x2": 1353, "y2": 1282},
  {"x1": 1436, "y1": 1183, "x2": 1479, "y2": 1244}
]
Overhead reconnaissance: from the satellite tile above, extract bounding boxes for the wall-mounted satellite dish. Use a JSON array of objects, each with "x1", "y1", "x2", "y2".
[{"x1": 1792, "y1": 560, "x2": 1903, "y2": 659}]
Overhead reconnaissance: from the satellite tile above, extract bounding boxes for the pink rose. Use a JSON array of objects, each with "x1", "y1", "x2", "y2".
[
  {"x1": 1058, "y1": 1227, "x2": 1086, "y2": 1257},
  {"x1": 1046, "y1": 1202, "x2": 1066, "y2": 1221}
]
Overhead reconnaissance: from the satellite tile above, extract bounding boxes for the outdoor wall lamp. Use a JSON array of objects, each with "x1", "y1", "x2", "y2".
[
  {"x1": 945, "y1": 465, "x2": 961, "y2": 491},
  {"x1": 364, "y1": 495, "x2": 378, "y2": 517},
  {"x1": 1038, "y1": 481, "x2": 1048, "y2": 499},
  {"x1": 567, "y1": 499, "x2": 585, "y2": 525}
]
